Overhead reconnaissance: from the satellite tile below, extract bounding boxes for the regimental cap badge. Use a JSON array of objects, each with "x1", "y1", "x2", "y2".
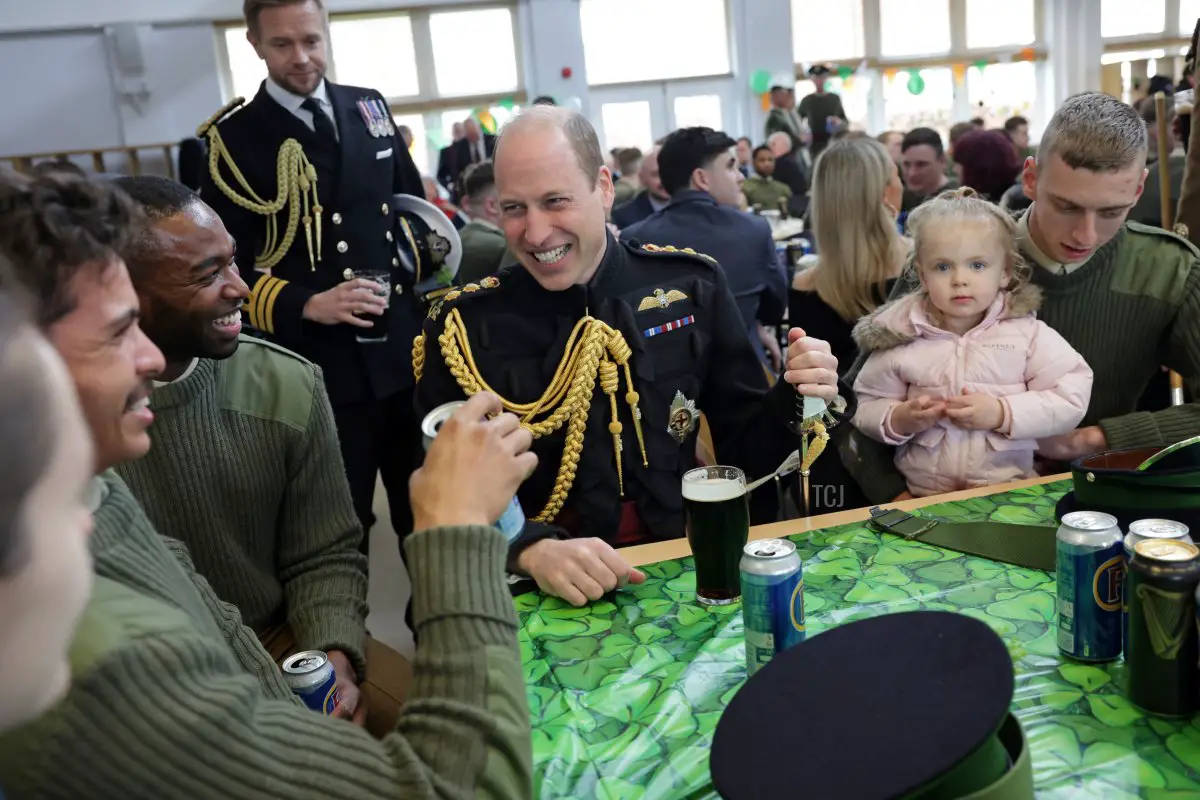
[
  {"x1": 638, "y1": 287, "x2": 689, "y2": 311},
  {"x1": 426, "y1": 231, "x2": 451, "y2": 265},
  {"x1": 668, "y1": 390, "x2": 700, "y2": 444}
]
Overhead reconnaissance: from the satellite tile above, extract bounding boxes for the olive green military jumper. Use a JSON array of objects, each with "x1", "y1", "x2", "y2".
[
  {"x1": 0, "y1": 472, "x2": 532, "y2": 798},
  {"x1": 115, "y1": 336, "x2": 370, "y2": 672}
]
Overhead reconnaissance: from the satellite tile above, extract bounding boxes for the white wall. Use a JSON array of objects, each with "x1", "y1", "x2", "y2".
[
  {"x1": 0, "y1": 0, "x2": 483, "y2": 33},
  {"x1": 0, "y1": 31, "x2": 124, "y2": 155},
  {"x1": 519, "y1": 0, "x2": 590, "y2": 111}
]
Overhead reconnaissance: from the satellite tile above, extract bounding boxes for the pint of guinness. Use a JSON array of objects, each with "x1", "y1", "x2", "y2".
[{"x1": 683, "y1": 466, "x2": 751, "y2": 605}]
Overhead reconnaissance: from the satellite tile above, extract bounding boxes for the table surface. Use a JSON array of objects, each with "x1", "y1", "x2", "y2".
[{"x1": 517, "y1": 475, "x2": 1200, "y2": 799}]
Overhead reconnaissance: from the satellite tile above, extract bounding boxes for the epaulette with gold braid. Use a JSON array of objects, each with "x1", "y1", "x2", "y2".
[
  {"x1": 196, "y1": 97, "x2": 246, "y2": 138},
  {"x1": 198, "y1": 97, "x2": 322, "y2": 273},
  {"x1": 634, "y1": 241, "x2": 719, "y2": 266},
  {"x1": 412, "y1": 275, "x2": 502, "y2": 383}
]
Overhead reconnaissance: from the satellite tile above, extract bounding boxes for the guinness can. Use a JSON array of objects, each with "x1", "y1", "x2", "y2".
[{"x1": 1127, "y1": 539, "x2": 1200, "y2": 717}]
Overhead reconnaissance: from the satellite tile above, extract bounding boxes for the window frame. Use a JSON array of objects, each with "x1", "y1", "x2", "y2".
[
  {"x1": 579, "y1": 0, "x2": 735, "y2": 89},
  {"x1": 215, "y1": 3, "x2": 524, "y2": 114},
  {"x1": 790, "y1": 0, "x2": 1047, "y2": 139}
]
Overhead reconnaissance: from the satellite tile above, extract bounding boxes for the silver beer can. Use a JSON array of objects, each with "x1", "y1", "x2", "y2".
[
  {"x1": 1124, "y1": 518, "x2": 1191, "y2": 557},
  {"x1": 420, "y1": 400, "x2": 526, "y2": 542}
]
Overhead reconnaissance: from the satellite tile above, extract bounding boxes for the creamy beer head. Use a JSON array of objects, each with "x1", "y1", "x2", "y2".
[{"x1": 682, "y1": 476, "x2": 746, "y2": 503}]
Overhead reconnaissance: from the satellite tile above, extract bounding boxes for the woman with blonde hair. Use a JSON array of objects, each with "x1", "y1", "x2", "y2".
[
  {"x1": 787, "y1": 137, "x2": 905, "y2": 514},
  {"x1": 790, "y1": 137, "x2": 907, "y2": 373}
]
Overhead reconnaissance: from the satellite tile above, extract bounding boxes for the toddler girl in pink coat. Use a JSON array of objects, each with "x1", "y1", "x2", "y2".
[{"x1": 851, "y1": 189, "x2": 1094, "y2": 497}]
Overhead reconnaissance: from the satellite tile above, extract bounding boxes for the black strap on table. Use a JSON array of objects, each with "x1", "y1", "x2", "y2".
[{"x1": 867, "y1": 507, "x2": 1058, "y2": 572}]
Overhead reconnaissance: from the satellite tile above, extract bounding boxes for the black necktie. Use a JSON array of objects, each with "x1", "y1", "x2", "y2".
[{"x1": 301, "y1": 97, "x2": 337, "y2": 143}]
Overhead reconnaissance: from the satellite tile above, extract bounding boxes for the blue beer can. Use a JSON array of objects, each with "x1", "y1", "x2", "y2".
[
  {"x1": 740, "y1": 539, "x2": 805, "y2": 677},
  {"x1": 1057, "y1": 511, "x2": 1124, "y2": 662},
  {"x1": 282, "y1": 650, "x2": 340, "y2": 714}
]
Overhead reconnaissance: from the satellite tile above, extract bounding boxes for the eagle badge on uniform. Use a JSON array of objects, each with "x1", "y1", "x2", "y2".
[
  {"x1": 638, "y1": 288, "x2": 689, "y2": 311},
  {"x1": 668, "y1": 390, "x2": 700, "y2": 444}
]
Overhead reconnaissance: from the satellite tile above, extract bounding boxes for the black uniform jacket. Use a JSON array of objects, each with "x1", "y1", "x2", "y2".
[
  {"x1": 415, "y1": 234, "x2": 833, "y2": 558},
  {"x1": 201, "y1": 80, "x2": 425, "y2": 405}
]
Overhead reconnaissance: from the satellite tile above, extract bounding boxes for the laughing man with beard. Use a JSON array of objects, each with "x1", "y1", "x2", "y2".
[{"x1": 110, "y1": 175, "x2": 415, "y2": 737}]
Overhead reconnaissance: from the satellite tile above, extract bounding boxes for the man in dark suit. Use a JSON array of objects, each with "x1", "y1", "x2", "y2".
[
  {"x1": 199, "y1": 0, "x2": 426, "y2": 547},
  {"x1": 436, "y1": 121, "x2": 464, "y2": 192},
  {"x1": 447, "y1": 118, "x2": 496, "y2": 200},
  {"x1": 621, "y1": 127, "x2": 787, "y2": 366},
  {"x1": 612, "y1": 146, "x2": 671, "y2": 229}
]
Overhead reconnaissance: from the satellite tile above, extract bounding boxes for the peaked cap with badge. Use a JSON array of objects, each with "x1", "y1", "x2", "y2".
[
  {"x1": 413, "y1": 231, "x2": 853, "y2": 563},
  {"x1": 712, "y1": 611, "x2": 1034, "y2": 800},
  {"x1": 196, "y1": 77, "x2": 430, "y2": 538}
]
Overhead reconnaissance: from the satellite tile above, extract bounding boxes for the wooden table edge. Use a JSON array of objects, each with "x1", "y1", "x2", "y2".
[{"x1": 618, "y1": 472, "x2": 1071, "y2": 568}]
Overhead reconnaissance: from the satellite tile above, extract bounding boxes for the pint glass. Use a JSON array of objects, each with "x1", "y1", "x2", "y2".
[{"x1": 683, "y1": 465, "x2": 750, "y2": 605}]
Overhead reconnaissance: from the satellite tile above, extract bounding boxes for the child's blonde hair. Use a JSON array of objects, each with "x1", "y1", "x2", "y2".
[{"x1": 905, "y1": 187, "x2": 1031, "y2": 291}]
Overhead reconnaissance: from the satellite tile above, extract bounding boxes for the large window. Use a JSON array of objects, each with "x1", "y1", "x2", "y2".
[
  {"x1": 673, "y1": 94, "x2": 723, "y2": 131},
  {"x1": 581, "y1": 0, "x2": 730, "y2": 85},
  {"x1": 1183, "y1": 0, "x2": 1200, "y2": 34},
  {"x1": 883, "y1": 68, "x2": 954, "y2": 137},
  {"x1": 429, "y1": 8, "x2": 519, "y2": 96},
  {"x1": 791, "y1": 0, "x2": 864, "y2": 63},
  {"x1": 1102, "y1": 0, "x2": 1167, "y2": 39},
  {"x1": 879, "y1": 0, "x2": 951, "y2": 57},
  {"x1": 329, "y1": 16, "x2": 419, "y2": 99},
  {"x1": 599, "y1": 101, "x2": 655, "y2": 153},
  {"x1": 223, "y1": 27, "x2": 265, "y2": 101},
  {"x1": 965, "y1": 0, "x2": 1035, "y2": 50},
  {"x1": 217, "y1": 6, "x2": 523, "y2": 177},
  {"x1": 967, "y1": 62, "x2": 1036, "y2": 128}
]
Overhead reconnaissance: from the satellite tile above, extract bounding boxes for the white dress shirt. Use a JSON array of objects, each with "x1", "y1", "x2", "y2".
[{"x1": 264, "y1": 77, "x2": 340, "y2": 141}]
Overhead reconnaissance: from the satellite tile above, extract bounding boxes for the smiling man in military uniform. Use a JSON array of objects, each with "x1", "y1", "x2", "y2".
[
  {"x1": 198, "y1": 0, "x2": 426, "y2": 544},
  {"x1": 414, "y1": 106, "x2": 846, "y2": 606}
]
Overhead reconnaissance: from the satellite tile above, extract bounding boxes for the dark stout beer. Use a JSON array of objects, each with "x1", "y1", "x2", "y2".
[{"x1": 683, "y1": 466, "x2": 750, "y2": 606}]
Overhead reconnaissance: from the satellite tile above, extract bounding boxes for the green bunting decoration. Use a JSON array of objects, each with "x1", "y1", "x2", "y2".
[{"x1": 749, "y1": 69, "x2": 773, "y2": 94}]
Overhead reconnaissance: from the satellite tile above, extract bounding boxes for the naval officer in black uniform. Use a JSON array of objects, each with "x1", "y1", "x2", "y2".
[
  {"x1": 414, "y1": 106, "x2": 847, "y2": 606},
  {"x1": 199, "y1": 0, "x2": 426, "y2": 544}
]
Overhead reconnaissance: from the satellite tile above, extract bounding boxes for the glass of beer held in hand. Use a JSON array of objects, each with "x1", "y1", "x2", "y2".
[{"x1": 683, "y1": 466, "x2": 751, "y2": 605}]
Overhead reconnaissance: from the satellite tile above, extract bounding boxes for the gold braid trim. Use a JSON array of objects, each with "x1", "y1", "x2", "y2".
[
  {"x1": 200, "y1": 100, "x2": 322, "y2": 272},
  {"x1": 412, "y1": 333, "x2": 426, "y2": 383},
  {"x1": 437, "y1": 307, "x2": 647, "y2": 523},
  {"x1": 800, "y1": 420, "x2": 829, "y2": 473}
]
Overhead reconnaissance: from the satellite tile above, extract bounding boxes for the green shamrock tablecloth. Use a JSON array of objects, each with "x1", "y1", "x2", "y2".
[{"x1": 517, "y1": 480, "x2": 1200, "y2": 799}]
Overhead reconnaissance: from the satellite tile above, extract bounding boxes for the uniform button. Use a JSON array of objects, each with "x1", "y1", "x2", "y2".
[
  {"x1": 386, "y1": 231, "x2": 394, "y2": 242},
  {"x1": 331, "y1": 212, "x2": 343, "y2": 225},
  {"x1": 381, "y1": 203, "x2": 390, "y2": 215},
  {"x1": 337, "y1": 241, "x2": 349, "y2": 254},
  {"x1": 394, "y1": 284, "x2": 403, "y2": 295},
  {"x1": 392, "y1": 257, "x2": 400, "y2": 267},
  {"x1": 342, "y1": 268, "x2": 353, "y2": 280}
]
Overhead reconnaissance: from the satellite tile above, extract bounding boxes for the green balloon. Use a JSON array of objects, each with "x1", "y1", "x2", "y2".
[
  {"x1": 749, "y1": 69, "x2": 773, "y2": 94},
  {"x1": 907, "y1": 71, "x2": 926, "y2": 95}
]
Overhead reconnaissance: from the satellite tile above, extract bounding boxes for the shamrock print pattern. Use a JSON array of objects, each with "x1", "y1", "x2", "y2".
[{"x1": 518, "y1": 480, "x2": 1200, "y2": 799}]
